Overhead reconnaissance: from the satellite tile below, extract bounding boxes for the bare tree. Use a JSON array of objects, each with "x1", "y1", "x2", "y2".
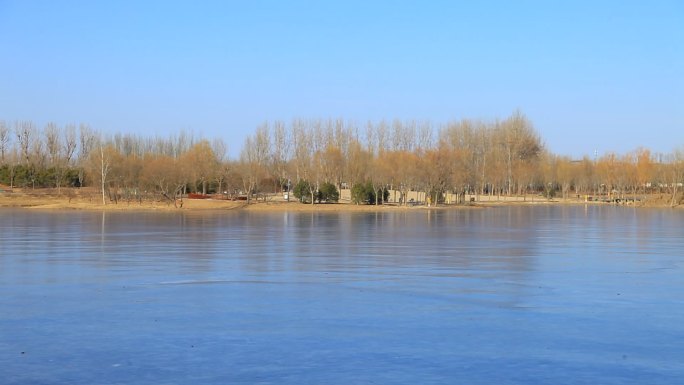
[
  {"x1": 28, "y1": 132, "x2": 46, "y2": 189},
  {"x1": 86, "y1": 133, "x2": 112, "y2": 205},
  {"x1": 239, "y1": 129, "x2": 270, "y2": 203},
  {"x1": 141, "y1": 154, "x2": 186, "y2": 206},
  {"x1": 634, "y1": 147, "x2": 654, "y2": 195},
  {"x1": 44, "y1": 123, "x2": 61, "y2": 166},
  {"x1": 78, "y1": 124, "x2": 96, "y2": 187},
  {"x1": 13, "y1": 121, "x2": 43, "y2": 189},
  {"x1": 99, "y1": 142, "x2": 111, "y2": 205},
  {"x1": 62, "y1": 124, "x2": 78, "y2": 186},
  {"x1": 44, "y1": 123, "x2": 64, "y2": 190},
  {"x1": 253, "y1": 124, "x2": 271, "y2": 200},
  {"x1": 417, "y1": 121, "x2": 434, "y2": 151},
  {"x1": 182, "y1": 140, "x2": 217, "y2": 194},
  {"x1": 271, "y1": 120, "x2": 291, "y2": 195},
  {"x1": 5, "y1": 148, "x2": 20, "y2": 189},
  {"x1": 291, "y1": 118, "x2": 311, "y2": 184},
  {"x1": 211, "y1": 138, "x2": 228, "y2": 195},
  {"x1": 0, "y1": 120, "x2": 10, "y2": 165},
  {"x1": 15, "y1": 121, "x2": 35, "y2": 166},
  {"x1": 497, "y1": 112, "x2": 542, "y2": 195},
  {"x1": 345, "y1": 139, "x2": 371, "y2": 191}
]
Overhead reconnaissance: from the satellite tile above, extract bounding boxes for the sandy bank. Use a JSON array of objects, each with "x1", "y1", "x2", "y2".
[
  {"x1": 1, "y1": 188, "x2": 681, "y2": 212},
  {"x1": 0, "y1": 190, "x2": 475, "y2": 212},
  {"x1": 0, "y1": 194, "x2": 466, "y2": 212}
]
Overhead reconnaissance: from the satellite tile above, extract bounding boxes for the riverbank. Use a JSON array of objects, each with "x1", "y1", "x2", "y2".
[
  {"x1": 0, "y1": 192, "x2": 471, "y2": 212},
  {"x1": 0, "y1": 188, "x2": 681, "y2": 211}
]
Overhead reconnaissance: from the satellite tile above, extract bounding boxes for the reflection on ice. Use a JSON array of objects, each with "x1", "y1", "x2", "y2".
[{"x1": 1, "y1": 206, "x2": 683, "y2": 385}]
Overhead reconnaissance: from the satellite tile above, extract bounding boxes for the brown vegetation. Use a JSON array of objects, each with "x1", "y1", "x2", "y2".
[{"x1": 1, "y1": 114, "x2": 683, "y2": 210}]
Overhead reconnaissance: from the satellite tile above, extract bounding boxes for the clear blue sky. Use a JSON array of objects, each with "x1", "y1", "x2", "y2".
[{"x1": 1, "y1": 0, "x2": 682, "y2": 158}]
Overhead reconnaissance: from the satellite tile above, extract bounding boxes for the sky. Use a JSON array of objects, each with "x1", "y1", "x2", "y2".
[{"x1": 1, "y1": 0, "x2": 682, "y2": 158}]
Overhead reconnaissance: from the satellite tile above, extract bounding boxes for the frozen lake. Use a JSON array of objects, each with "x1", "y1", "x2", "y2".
[{"x1": 1, "y1": 206, "x2": 683, "y2": 384}]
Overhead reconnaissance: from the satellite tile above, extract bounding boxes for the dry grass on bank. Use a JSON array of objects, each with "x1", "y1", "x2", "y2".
[
  {"x1": 0, "y1": 188, "x2": 467, "y2": 212},
  {"x1": 0, "y1": 187, "x2": 681, "y2": 212},
  {"x1": 0, "y1": 188, "x2": 401, "y2": 212},
  {"x1": 0, "y1": 187, "x2": 244, "y2": 211}
]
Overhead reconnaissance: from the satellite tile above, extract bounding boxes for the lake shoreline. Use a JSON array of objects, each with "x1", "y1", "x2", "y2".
[{"x1": 1, "y1": 189, "x2": 681, "y2": 212}]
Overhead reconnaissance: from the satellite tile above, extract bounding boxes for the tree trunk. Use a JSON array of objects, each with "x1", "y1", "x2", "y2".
[
  {"x1": 671, "y1": 183, "x2": 679, "y2": 208},
  {"x1": 100, "y1": 145, "x2": 108, "y2": 205}
]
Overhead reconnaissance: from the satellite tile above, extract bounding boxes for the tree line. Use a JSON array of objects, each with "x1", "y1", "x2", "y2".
[{"x1": 1, "y1": 113, "x2": 683, "y2": 206}]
